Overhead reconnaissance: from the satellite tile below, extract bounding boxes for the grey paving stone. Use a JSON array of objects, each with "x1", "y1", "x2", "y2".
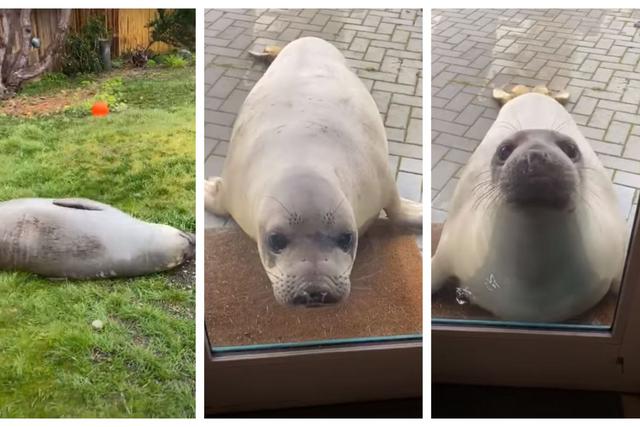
[
  {"x1": 205, "y1": 124, "x2": 232, "y2": 142},
  {"x1": 396, "y1": 172, "x2": 422, "y2": 202},
  {"x1": 432, "y1": 177, "x2": 459, "y2": 211},
  {"x1": 432, "y1": 143, "x2": 448, "y2": 167},
  {"x1": 205, "y1": 110, "x2": 236, "y2": 126},
  {"x1": 392, "y1": 93, "x2": 423, "y2": 107},
  {"x1": 572, "y1": 96, "x2": 598, "y2": 116},
  {"x1": 432, "y1": 119, "x2": 468, "y2": 137},
  {"x1": 406, "y1": 119, "x2": 422, "y2": 145},
  {"x1": 613, "y1": 184, "x2": 635, "y2": 219},
  {"x1": 599, "y1": 154, "x2": 640, "y2": 174},
  {"x1": 400, "y1": 157, "x2": 423, "y2": 174},
  {"x1": 623, "y1": 135, "x2": 640, "y2": 161},
  {"x1": 389, "y1": 141, "x2": 422, "y2": 159},
  {"x1": 588, "y1": 108, "x2": 614, "y2": 129},
  {"x1": 590, "y1": 140, "x2": 624, "y2": 156},
  {"x1": 432, "y1": 160, "x2": 460, "y2": 190},
  {"x1": 205, "y1": 155, "x2": 226, "y2": 178},
  {"x1": 371, "y1": 90, "x2": 392, "y2": 114},
  {"x1": 205, "y1": 138, "x2": 218, "y2": 158},
  {"x1": 432, "y1": 208, "x2": 448, "y2": 223},
  {"x1": 213, "y1": 141, "x2": 229, "y2": 156},
  {"x1": 455, "y1": 104, "x2": 484, "y2": 126},
  {"x1": 614, "y1": 170, "x2": 640, "y2": 188},
  {"x1": 386, "y1": 127, "x2": 406, "y2": 142},
  {"x1": 220, "y1": 89, "x2": 250, "y2": 114},
  {"x1": 350, "y1": 37, "x2": 370, "y2": 52},
  {"x1": 444, "y1": 148, "x2": 472, "y2": 164},
  {"x1": 385, "y1": 104, "x2": 411, "y2": 128},
  {"x1": 373, "y1": 81, "x2": 416, "y2": 95},
  {"x1": 434, "y1": 132, "x2": 478, "y2": 152},
  {"x1": 605, "y1": 121, "x2": 631, "y2": 144},
  {"x1": 208, "y1": 76, "x2": 239, "y2": 99},
  {"x1": 364, "y1": 46, "x2": 385, "y2": 62}
]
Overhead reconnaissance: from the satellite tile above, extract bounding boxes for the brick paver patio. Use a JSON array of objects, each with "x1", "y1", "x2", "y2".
[
  {"x1": 205, "y1": 8, "x2": 422, "y2": 228},
  {"x1": 432, "y1": 9, "x2": 640, "y2": 233}
]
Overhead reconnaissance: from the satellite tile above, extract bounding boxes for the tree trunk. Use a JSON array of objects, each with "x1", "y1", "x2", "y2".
[
  {"x1": 0, "y1": 9, "x2": 71, "y2": 98},
  {"x1": 0, "y1": 10, "x2": 12, "y2": 97}
]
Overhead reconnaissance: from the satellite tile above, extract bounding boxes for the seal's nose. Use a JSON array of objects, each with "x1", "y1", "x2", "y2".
[
  {"x1": 292, "y1": 284, "x2": 340, "y2": 307},
  {"x1": 179, "y1": 232, "x2": 196, "y2": 259},
  {"x1": 523, "y1": 149, "x2": 552, "y2": 174}
]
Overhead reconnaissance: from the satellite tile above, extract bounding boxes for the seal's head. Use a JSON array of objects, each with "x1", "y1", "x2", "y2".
[
  {"x1": 148, "y1": 226, "x2": 195, "y2": 270},
  {"x1": 256, "y1": 174, "x2": 357, "y2": 307},
  {"x1": 491, "y1": 129, "x2": 582, "y2": 211}
]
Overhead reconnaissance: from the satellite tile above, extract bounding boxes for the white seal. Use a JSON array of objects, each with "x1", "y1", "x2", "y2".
[
  {"x1": 432, "y1": 93, "x2": 626, "y2": 322},
  {"x1": 205, "y1": 37, "x2": 422, "y2": 307},
  {"x1": 0, "y1": 198, "x2": 194, "y2": 279}
]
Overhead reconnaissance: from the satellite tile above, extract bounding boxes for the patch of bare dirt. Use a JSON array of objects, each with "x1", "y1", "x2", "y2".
[
  {"x1": 0, "y1": 87, "x2": 97, "y2": 117},
  {"x1": 0, "y1": 67, "x2": 161, "y2": 118},
  {"x1": 168, "y1": 256, "x2": 195, "y2": 290}
]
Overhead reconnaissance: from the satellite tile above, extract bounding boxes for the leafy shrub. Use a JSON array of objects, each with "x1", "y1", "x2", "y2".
[
  {"x1": 61, "y1": 16, "x2": 110, "y2": 76},
  {"x1": 64, "y1": 77, "x2": 127, "y2": 117},
  {"x1": 111, "y1": 58, "x2": 124, "y2": 69},
  {"x1": 160, "y1": 55, "x2": 187, "y2": 68},
  {"x1": 147, "y1": 9, "x2": 195, "y2": 51}
]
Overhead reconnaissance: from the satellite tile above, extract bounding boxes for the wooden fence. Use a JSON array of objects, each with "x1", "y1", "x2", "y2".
[{"x1": 17, "y1": 9, "x2": 174, "y2": 67}]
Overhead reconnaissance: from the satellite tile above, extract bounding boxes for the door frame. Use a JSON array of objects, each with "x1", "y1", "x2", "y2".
[{"x1": 204, "y1": 331, "x2": 423, "y2": 415}]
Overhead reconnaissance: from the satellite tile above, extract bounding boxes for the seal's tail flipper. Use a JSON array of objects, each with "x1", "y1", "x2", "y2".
[
  {"x1": 385, "y1": 197, "x2": 423, "y2": 231},
  {"x1": 205, "y1": 177, "x2": 229, "y2": 217}
]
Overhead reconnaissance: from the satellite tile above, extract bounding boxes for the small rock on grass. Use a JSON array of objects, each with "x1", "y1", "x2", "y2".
[{"x1": 92, "y1": 319, "x2": 104, "y2": 331}]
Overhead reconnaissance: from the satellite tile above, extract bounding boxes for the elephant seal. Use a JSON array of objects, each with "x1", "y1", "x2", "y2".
[
  {"x1": 205, "y1": 37, "x2": 422, "y2": 307},
  {"x1": 0, "y1": 198, "x2": 194, "y2": 279},
  {"x1": 432, "y1": 93, "x2": 626, "y2": 322}
]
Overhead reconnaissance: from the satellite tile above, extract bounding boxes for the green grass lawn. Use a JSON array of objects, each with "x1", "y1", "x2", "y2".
[{"x1": 0, "y1": 66, "x2": 195, "y2": 417}]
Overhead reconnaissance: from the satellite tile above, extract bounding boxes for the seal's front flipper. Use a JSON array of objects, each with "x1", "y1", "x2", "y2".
[
  {"x1": 385, "y1": 197, "x2": 423, "y2": 231},
  {"x1": 432, "y1": 256, "x2": 448, "y2": 293},
  {"x1": 205, "y1": 177, "x2": 229, "y2": 217}
]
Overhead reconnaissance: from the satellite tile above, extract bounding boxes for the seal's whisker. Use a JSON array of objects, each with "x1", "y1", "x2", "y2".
[{"x1": 264, "y1": 195, "x2": 293, "y2": 216}]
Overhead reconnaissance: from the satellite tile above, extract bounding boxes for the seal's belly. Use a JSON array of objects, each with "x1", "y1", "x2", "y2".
[
  {"x1": 465, "y1": 246, "x2": 608, "y2": 322},
  {"x1": 0, "y1": 212, "x2": 110, "y2": 277}
]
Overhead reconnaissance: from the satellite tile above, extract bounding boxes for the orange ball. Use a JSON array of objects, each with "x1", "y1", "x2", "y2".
[{"x1": 91, "y1": 101, "x2": 109, "y2": 117}]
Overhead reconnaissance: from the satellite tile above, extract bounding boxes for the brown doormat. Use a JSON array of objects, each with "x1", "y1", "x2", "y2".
[
  {"x1": 431, "y1": 223, "x2": 616, "y2": 326},
  {"x1": 205, "y1": 220, "x2": 422, "y2": 348}
]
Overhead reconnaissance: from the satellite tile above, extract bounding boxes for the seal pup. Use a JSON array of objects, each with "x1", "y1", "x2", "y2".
[
  {"x1": 205, "y1": 37, "x2": 422, "y2": 307},
  {"x1": 432, "y1": 93, "x2": 626, "y2": 322},
  {"x1": 0, "y1": 198, "x2": 195, "y2": 279}
]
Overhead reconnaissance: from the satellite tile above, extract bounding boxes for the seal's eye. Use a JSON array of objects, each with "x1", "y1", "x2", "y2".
[
  {"x1": 268, "y1": 233, "x2": 288, "y2": 253},
  {"x1": 336, "y1": 232, "x2": 353, "y2": 252},
  {"x1": 557, "y1": 139, "x2": 580, "y2": 162},
  {"x1": 497, "y1": 142, "x2": 515, "y2": 163}
]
